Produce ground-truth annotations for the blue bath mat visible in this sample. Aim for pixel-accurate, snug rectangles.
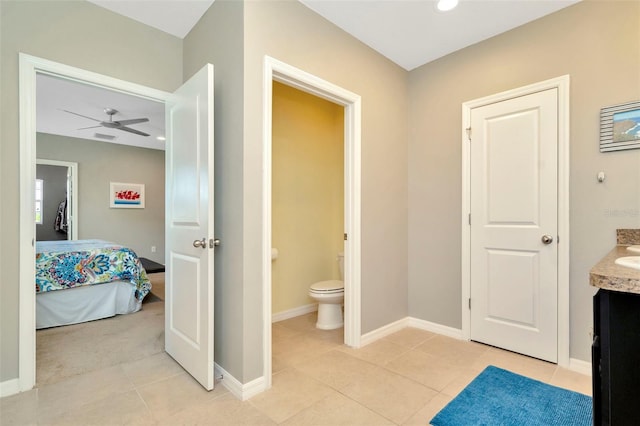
[430,365,592,426]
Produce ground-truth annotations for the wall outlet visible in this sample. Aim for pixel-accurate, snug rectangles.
[151,246,156,253]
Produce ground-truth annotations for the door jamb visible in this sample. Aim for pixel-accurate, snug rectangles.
[262,56,362,390]
[461,75,570,367]
[35,159,79,241]
[18,53,170,392]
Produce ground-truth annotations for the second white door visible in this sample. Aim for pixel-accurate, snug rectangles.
[470,88,558,363]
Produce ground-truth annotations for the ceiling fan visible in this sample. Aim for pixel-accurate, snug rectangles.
[63,107,150,137]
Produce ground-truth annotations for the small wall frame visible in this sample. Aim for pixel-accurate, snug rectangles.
[600,100,640,152]
[110,182,145,208]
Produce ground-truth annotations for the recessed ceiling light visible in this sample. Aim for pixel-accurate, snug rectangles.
[436,0,459,12]
[157,136,166,141]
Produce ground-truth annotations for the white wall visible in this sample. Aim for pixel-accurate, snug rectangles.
[407,0,640,362]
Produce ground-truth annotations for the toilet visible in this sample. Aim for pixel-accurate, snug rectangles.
[309,253,344,330]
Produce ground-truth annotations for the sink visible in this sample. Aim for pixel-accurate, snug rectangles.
[615,256,640,271]
[627,245,640,253]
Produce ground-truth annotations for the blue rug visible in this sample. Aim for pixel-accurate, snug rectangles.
[430,366,592,426]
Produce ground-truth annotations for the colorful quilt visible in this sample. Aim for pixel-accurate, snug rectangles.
[36,239,151,301]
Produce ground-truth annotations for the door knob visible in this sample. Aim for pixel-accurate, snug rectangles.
[193,238,206,248]
[541,235,554,245]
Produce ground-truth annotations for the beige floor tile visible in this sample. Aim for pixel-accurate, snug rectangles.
[295,349,378,390]
[276,313,318,333]
[36,364,135,420]
[415,335,490,367]
[403,393,453,426]
[272,323,303,341]
[337,338,410,366]
[248,368,333,424]
[473,347,557,383]
[272,334,340,367]
[44,390,153,426]
[385,349,461,392]
[341,366,438,424]
[439,367,483,397]
[549,367,592,396]
[0,388,39,425]
[121,351,185,387]
[383,327,436,349]
[159,393,277,426]
[137,372,227,421]
[281,392,395,426]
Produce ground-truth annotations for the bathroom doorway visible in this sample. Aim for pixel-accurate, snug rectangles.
[262,56,362,393]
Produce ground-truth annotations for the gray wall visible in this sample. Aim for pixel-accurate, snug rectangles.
[183,0,246,382]
[37,133,165,263]
[407,0,640,362]
[0,0,182,383]
[36,164,69,241]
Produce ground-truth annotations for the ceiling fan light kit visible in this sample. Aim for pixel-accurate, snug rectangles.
[63,107,151,137]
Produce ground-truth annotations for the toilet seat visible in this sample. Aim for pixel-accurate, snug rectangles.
[309,279,344,294]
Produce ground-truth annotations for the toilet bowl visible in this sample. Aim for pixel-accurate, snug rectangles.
[309,253,344,330]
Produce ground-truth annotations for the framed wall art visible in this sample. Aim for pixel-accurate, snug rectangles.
[110,182,145,208]
[600,100,640,152]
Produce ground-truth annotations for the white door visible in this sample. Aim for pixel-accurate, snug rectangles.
[165,64,215,389]
[470,88,558,362]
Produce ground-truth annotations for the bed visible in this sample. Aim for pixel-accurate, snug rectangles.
[35,239,152,329]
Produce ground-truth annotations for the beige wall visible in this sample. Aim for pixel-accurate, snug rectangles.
[408,0,640,362]
[37,133,166,264]
[272,82,344,314]
[0,0,182,383]
[244,0,409,381]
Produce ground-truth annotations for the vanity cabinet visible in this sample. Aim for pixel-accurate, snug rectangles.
[592,289,640,425]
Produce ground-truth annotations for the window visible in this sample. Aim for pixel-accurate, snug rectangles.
[35,179,43,224]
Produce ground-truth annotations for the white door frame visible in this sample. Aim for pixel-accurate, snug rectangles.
[461,75,570,367]
[262,56,362,389]
[35,159,79,241]
[18,53,170,392]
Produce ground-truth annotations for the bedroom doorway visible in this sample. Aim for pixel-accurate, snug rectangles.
[18,54,216,393]
[35,159,78,242]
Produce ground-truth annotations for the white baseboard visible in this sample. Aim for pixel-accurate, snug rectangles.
[272,304,317,323]
[360,317,410,347]
[407,317,464,340]
[0,378,20,398]
[568,358,592,377]
[214,363,266,401]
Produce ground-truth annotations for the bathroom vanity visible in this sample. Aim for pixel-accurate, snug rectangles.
[590,230,640,426]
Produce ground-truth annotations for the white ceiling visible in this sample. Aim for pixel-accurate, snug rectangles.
[37,73,166,150]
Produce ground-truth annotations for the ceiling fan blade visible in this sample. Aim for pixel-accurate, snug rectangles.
[116,118,149,126]
[62,110,101,122]
[77,125,103,130]
[115,126,150,137]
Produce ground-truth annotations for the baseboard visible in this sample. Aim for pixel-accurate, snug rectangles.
[272,304,317,323]
[360,317,411,346]
[568,358,592,377]
[407,317,464,340]
[0,378,20,398]
[214,363,266,401]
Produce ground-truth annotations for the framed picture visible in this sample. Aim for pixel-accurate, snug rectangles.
[110,182,145,208]
[600,100,640,152]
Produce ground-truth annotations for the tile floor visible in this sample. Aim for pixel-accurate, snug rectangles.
[1,311,592,425]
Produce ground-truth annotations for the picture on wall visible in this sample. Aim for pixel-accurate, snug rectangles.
[110,182,145,208]
[600,100,640,152]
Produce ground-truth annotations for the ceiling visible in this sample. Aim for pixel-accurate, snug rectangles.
[38,0,580,150]
[37,74,166,150]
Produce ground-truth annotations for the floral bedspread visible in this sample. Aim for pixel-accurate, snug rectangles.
[36,239,151,301]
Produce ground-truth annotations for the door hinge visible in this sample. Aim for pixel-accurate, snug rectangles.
[468,298,471,310]
[468,213,471,225]
[465,127,471,141]
[344,233,348,241]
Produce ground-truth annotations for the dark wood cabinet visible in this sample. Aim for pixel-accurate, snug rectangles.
[592,289,640,425]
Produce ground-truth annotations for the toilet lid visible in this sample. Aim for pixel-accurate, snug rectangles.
[310,280,344,293]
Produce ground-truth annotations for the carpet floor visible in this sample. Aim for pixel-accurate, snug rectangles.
[36,273,165,386]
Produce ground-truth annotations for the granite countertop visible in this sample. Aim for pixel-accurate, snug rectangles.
[590,245,640,294]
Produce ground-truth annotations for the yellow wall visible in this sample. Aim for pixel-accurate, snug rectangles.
[272,81,344,314]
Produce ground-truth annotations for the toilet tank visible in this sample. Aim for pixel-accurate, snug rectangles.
[337,252,344,279]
